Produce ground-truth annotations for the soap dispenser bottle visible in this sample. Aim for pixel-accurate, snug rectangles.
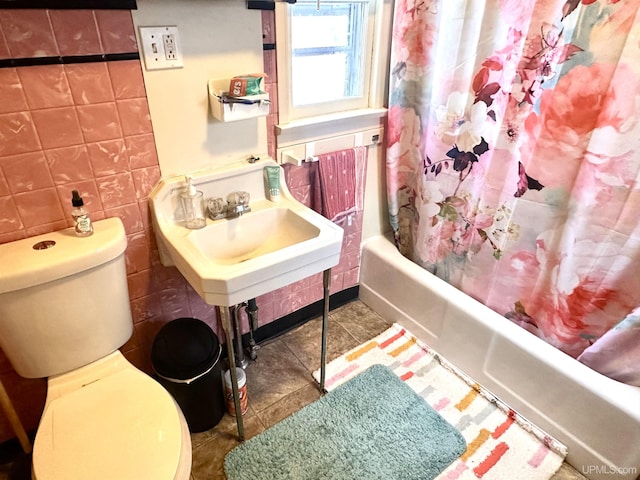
[71,190,93,237]
[181,176,206,229]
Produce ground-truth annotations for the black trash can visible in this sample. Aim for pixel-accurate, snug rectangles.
[151,318,225,433]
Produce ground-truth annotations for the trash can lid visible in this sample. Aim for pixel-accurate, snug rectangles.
[151,318,221,381]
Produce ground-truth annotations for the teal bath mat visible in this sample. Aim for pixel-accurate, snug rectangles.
[224,364,466,480]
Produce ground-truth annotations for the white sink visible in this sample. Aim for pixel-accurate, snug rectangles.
[149,159,344,306]
[188,206,321,265]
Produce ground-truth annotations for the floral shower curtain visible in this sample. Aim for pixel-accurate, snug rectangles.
[386,0,640,385]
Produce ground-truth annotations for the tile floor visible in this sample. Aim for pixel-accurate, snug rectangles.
[0,300,587,480]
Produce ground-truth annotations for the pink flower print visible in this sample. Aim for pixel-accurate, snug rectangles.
[516,16,583,105]
[572,136,632,207]
[512,76,543,106]
[495,96,535,155]
[509,250,540,287]
[386,106,422,217]
[416,219,456,264]
[499,0,535,26]
[526,295,587,354]
[452,211,494,257]
[388,105,421,147]
[508,229,626,356]
[581,0,621,5]
[391,0,438,70]
[540,63,637,144]
[524,62,640,186]
[518,277,621,358]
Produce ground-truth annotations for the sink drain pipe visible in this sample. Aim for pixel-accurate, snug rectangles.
[246,299,260,361]
[232,298,260,369]
[231,299,261,368]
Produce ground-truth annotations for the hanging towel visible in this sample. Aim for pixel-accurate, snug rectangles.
[310,160,323,216]
[353,146,367,211]
[313,147,367,224]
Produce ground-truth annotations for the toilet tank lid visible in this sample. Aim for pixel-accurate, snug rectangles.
[0,217,127,294]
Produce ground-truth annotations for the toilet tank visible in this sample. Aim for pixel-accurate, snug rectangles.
[0,218,133,379]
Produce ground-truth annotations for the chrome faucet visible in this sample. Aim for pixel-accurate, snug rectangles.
[207,191,251,220]
[227,191,251,217]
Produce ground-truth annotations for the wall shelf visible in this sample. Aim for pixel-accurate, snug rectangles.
[208,78,270,123]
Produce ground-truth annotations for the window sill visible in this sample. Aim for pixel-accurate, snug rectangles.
[275,108,387,147]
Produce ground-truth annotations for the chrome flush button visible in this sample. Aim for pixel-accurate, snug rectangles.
[32,240,56,250]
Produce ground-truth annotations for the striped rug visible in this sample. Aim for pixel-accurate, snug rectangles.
[314,323,567,480]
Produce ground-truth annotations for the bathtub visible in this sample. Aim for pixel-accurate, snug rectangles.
[359,235,640,480]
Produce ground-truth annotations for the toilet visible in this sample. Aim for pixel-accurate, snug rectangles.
[0,217,191,480]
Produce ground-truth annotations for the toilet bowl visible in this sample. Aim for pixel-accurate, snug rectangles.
[0,218,192,480]
[33,351,192,480]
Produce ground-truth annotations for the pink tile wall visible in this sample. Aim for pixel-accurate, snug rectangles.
[241,161,366,336]
[0,9,136,59]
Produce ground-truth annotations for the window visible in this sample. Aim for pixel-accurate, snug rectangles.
[276,0,378,123]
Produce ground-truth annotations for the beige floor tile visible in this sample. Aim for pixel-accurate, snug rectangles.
[256,383,323,430]
[190,405,260,450]
[331,300,392,343]
[243,338,313,413]
[551,462,588,480]
[280,315,362,373]
[190,414,265,480]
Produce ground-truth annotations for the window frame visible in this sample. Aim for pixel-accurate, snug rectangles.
[275,0,378,124]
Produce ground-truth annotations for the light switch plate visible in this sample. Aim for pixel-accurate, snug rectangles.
[139,26,184,71]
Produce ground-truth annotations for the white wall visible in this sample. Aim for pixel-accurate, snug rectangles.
[132,0,267,176]
[133,0,393,239]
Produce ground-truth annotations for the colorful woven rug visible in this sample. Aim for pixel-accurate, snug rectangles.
[314,323,567,480]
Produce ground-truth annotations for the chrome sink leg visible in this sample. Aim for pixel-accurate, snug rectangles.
[219,307,245,441]
[320,268,331,392]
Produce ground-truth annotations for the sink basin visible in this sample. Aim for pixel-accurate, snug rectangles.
[149,159,344,306]
[189,206,320,265]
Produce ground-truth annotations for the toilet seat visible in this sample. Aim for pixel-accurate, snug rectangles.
[33,361,190,480]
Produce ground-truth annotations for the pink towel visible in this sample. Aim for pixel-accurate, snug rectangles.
[312,147,367,223]
[310,160,322,216]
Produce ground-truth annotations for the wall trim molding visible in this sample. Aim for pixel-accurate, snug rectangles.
[0,1,136,8]
[0,52,140,69]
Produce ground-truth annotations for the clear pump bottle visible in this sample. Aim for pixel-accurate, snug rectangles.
[71,190,93,237]
[181,176,206,229]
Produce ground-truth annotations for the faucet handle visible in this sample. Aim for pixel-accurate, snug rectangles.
[207,197,226,220]
[228,191,250,207]
[227,191,251,217]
